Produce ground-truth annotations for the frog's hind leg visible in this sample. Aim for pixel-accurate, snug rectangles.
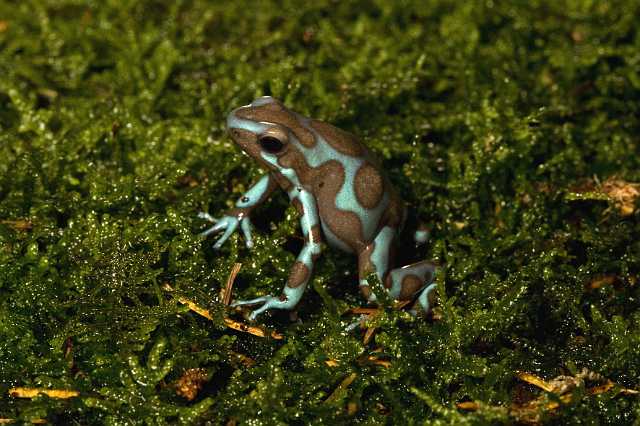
[388,261,437,315]
[357,226,396,303]
[358,226,437,314]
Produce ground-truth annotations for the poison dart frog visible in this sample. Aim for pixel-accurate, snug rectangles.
[199,96,437,321]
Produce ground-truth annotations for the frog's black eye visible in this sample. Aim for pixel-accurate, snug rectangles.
[259,136,284,154]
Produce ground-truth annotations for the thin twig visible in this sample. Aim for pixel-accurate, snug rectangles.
[223,263,242,306]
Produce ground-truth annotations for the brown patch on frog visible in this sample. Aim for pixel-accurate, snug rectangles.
[309,119,364,157]
[379,190,406,230]
[277,144,313,175]
[358,242,376,278]
[309,224,323,245]
[398,274,425,300]
[359,283,373,300]
[271,172,293,191]
[291,197,304,214]
[226,207,246,218]
[311,160,370,252]
[235,105,316,148]
[228,128,258,155]
[287,261,310,288]
[358,240,395,292]
[354,162,384,209]
[228,127,286,175]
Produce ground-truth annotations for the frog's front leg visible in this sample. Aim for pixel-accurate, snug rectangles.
[199,173,278,249]
[232,187,322,321]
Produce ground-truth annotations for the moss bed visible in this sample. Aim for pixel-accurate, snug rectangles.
[1,1,639,424]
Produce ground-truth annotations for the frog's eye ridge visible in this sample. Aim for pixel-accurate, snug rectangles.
[259,136,284,153]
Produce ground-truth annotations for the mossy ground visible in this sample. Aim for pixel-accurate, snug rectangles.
[1,1,639,424]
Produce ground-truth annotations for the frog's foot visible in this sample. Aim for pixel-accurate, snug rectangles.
[345,314,370,332]
[231,286,304,321]
[198,212,216,222]
[407,283,438,317]
[385,260,438,316]
[197,212,254,249]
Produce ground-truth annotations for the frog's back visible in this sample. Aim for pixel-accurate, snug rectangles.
[299,117,406,253]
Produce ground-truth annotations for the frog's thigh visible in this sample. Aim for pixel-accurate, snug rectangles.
[388,260,437,302]
[358,226,436,304]
[357,226,396,302]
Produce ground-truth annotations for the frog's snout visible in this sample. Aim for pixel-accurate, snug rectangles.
[249,96,277,107]
[226,106,243,133]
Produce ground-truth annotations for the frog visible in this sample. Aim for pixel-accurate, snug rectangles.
[199,96,437,321]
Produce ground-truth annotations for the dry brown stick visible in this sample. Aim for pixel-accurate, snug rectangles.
[176,296,283,339]
[516,372,555,392]
[363,326,377,345]
[165,282,283,339]
[223,263,242,306]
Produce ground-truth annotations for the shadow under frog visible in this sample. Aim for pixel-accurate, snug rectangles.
[199,96,437,321]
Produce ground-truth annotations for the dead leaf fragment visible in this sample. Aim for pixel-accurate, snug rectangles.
[325,373,357,403]
[456,401,480,410]
[587,275,616,289]
[1,219,33,231]
[9,387,79,399]
[516,371,555,392]
[229,351,255,368]
[600,178,639,216]
[174,368,208,401]
[459,369,639,424]
[363,326,376,345]
[325,358,339,367]
[223,317,284,339]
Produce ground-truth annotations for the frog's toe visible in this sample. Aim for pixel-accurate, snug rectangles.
[230,296,271,307]
[231,295,285,321]
[198,211,218,222]
[240,218,254,248]
[212,226,236,250]
[199,221,225,237]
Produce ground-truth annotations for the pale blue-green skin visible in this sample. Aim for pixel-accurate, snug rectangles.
[414,229,429,244]
[199,174,275,249]
[235,174,272,210]
[205,96,437,321]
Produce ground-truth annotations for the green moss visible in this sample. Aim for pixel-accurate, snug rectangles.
[1,0,639,424]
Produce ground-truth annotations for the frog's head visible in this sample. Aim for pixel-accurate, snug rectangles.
[227,97,290,162]
[226,97,316,175]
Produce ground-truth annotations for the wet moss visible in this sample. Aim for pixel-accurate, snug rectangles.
[1,0,639,424]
